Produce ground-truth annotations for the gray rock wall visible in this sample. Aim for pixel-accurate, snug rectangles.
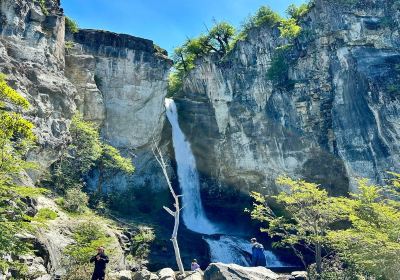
[0,0,76,181]
[175,0,400,202]
[65,29,173,193]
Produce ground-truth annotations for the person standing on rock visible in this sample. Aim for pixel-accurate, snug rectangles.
[250,238,267,267]
[90,246,109,280]
[191,259,201,271]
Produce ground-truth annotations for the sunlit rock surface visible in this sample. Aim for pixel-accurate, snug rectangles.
[175,0,400,210]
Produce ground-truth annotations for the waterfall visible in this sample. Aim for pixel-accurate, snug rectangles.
[165,98,217,234]
[165,98,288,268]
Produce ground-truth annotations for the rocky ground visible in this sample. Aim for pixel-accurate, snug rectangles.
[131,263,306,280]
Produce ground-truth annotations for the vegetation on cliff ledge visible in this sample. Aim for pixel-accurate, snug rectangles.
[167,3,311,96]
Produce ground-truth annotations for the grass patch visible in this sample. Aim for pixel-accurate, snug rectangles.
[33,208,58,223]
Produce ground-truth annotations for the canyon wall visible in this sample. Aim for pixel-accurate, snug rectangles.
[175,0,400,215]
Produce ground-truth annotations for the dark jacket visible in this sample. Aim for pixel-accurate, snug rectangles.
[251,243,267,267]
[90,253,109,272]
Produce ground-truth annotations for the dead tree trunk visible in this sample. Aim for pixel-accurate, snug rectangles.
[153,145,185,275]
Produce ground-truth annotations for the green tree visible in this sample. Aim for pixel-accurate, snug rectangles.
[64,220,112,280]
[63,187,89,213]
[51,114,134,193]
[52,114,102,192]
[279,18,302,39]
[0,73,41,276]
[252,6,282,28]
[65,16,79,34]
[286,4,310,20]
[328,179,400,280]
[250,176,347,278]
[96,143,134,193]
[207,21,235,56]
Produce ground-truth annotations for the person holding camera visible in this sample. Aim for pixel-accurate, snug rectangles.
[90,246,109,280]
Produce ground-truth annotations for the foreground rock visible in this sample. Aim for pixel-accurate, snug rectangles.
[204,263,280,280]
[157,268,176,280]
[108,270,133,280]
[133,269,159,280]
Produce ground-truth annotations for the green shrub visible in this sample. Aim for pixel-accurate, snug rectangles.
[167,72,183,97]
[64,221,112,264]
[63,188,88,213]
[49,114,133,195]
[33,208,58,223]
[0,74,37,275]
[65,41,75,52]
[131,227,155,266]
[65,16,79,34]
[36,0,48,16]
[63,219,112,280]
[279,18,302,39]
[252,6,282,28]
[286,4,310,20]
[266,45,292,85]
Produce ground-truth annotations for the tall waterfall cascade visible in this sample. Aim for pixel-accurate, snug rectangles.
[165,98,286,267]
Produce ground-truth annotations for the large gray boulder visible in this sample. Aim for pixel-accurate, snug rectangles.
[204,263,280,280]
[182,271,203,280]
[133,269,159,280]
[157,268,175,280]
[108,270,133,280]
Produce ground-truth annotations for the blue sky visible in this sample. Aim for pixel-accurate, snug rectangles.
[62,0,306,55]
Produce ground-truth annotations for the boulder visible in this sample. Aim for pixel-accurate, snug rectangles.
[204,263,280,280]
[108,270,133,280]
[157,268,175,280]
[181,270,203,280]
[290,271,307,280]
[133,269,159,280]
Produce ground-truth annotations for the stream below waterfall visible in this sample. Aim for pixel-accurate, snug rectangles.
[165,98,291,268]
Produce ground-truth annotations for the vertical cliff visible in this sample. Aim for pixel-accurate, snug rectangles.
[0,0,76,181]
[175,0,400,215]
[65,29,173,195]
[0,0,174,274]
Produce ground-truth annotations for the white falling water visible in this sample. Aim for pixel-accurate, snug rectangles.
[204,236,286,267]
[165,98,287,268]
[165,98,217,234]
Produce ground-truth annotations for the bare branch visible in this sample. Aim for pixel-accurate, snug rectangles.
[163,206,175,216]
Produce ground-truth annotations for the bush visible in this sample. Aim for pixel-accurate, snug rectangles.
[266,45,293,85]
[167,72,183,97]
[286,4,310,20]
[33,208,58,223]
[65,16,79,34]
[36,0,48,16]
[64,221,112,280]
[49,114,133,195]
[63,188,88,213]
[64,221,112,264]
[131,227,155,266]
[279,18,302,39]
[65,41,75,53]
[252,6,282,28]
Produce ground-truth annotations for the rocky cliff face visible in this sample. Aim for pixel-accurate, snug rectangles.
[0,0,76,181]
[65,29,172,194]
[175,0,400,212]
[0,0,173,276]
[0,0,172,188]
